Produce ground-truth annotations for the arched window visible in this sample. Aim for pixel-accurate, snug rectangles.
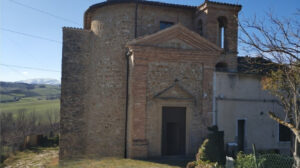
[218,16,227,50]
[197,19,203,36]
[215,62,228,72]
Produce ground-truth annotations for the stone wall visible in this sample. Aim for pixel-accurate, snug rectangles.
[137,4,194,36]
[60,28,91,159]
[85,3,135,157]
[61,2,196,159]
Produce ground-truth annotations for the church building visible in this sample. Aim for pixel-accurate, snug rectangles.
[60,0,290,160]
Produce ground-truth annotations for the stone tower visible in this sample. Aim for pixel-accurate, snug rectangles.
[195,1,241,71]
[61,2,137,159]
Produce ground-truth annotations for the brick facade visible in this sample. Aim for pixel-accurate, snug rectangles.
[126,24,221,157]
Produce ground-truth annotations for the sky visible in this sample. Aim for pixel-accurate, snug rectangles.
[0,0,299,82]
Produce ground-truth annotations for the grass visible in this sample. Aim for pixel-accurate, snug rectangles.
[0,98,59,112]
[0,94,15,101]
[56,158,189,168]
[0,82,60,122]
[31,86,60,96]
[0,98,60,122]
[2,148,191,168]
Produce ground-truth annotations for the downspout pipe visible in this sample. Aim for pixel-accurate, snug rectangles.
[124,50,131,158]
[125,0,138,158]
[134,0,139,38]
[212,72,217,125]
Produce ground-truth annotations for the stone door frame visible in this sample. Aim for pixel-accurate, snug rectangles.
[155,99,193,156]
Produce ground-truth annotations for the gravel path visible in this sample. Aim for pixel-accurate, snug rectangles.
[4,148,58,168]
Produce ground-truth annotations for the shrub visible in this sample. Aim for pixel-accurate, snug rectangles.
[188,126,225,168]
[235,152,259,168]
[235,152,268,168]
[260,153,293,168]
[186,160,217,168]
[195,160,217,168]
[186,161,197,168]
[196,139,210,162]
[235,151,294,168]
[196,126,225,165]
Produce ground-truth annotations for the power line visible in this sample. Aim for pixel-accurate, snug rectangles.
[5,65,28,78]
[0,28,62,44]
[8,0,80,26]
[0,64,61,73]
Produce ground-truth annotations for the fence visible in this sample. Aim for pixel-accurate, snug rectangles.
[232,144,294,168]
[253,144,294,168]
[258,153,294,168]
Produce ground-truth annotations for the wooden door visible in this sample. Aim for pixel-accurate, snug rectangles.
[162,107,186,156]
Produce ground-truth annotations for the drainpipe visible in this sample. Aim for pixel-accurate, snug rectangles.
[134,0,139,38]
[124,0,139,158]
[124,50,131,158]
[212,72,217,125]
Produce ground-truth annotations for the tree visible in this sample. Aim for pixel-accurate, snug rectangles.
[240,10,300,167]
[46,109,59,137]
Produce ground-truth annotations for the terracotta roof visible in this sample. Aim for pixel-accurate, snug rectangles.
[205,0,242,8]
[238,56,279,75]
[208,1,242,7]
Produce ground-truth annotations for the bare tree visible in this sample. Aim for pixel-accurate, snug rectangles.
[46,109,59,137]
[0,112,14,157]
[240,10,300,167]
[28,110,38,134]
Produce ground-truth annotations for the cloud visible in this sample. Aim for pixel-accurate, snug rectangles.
[22,71,29,75]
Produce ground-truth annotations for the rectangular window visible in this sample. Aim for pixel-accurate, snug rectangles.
[160,21,174,30]
[220,27,225,49]
[279,124,291,142]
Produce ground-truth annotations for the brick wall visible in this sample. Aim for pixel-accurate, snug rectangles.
[127,42,219,157]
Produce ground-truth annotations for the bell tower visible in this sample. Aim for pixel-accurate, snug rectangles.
[195,1,242,71]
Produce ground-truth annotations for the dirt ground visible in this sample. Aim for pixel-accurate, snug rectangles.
[2,148,192,168]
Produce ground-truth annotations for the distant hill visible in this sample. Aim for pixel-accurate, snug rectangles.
[0,81,60,103]
[17,78,60,85]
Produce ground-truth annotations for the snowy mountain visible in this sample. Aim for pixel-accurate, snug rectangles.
[17,78,61,85]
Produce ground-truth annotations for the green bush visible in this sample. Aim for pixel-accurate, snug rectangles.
[195,160,217,168]
[260,153,293,168]
[187,126,225,168]
[235,152,293,168]
[196,139,210,162]
[186,161,197,168]
[196,126,225,165]
[235,152,265,168]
